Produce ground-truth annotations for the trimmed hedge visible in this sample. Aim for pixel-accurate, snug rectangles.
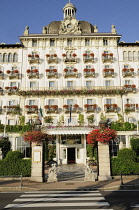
[130,137,139,156]
[110,122,136,131]
[0,151,31,177]
[111,148,139,175]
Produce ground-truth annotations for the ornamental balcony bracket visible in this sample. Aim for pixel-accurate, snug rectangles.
[104,104,118,113]
[122,69,134,77]
[46,71,58,79]
[44,105,58,114]
[46,56,58,64]
[27,72,39,79]
[123,85,136,93]
[25,106,38,114]
[84,104,97,113]
[124,104,139,112]
[8,72,19,79]
[83,56,94,63]
[102,54,113,63]
[84,71,95,78]
[5,87,18,95]
[63,106,79,113]
[103,69,114,78]
[63,57,77,64]
[3,106,20,114]
[28,56,40,64]
[63,70,78,78]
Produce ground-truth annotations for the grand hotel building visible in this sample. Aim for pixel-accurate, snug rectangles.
[0,2,139,164]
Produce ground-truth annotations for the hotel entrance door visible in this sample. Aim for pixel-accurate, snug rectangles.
[67,148,75,164]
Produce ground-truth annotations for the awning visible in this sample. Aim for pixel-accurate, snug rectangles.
[43,127,92,135]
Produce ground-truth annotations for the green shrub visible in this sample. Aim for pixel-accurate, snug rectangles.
[130,137,139,156]
[0,151,31,177]
[111,148,139,175]
[110,122,136,131]
[0,138,11,158]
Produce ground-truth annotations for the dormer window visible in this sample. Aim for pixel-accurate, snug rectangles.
[67,39,72,46]
[50,39,55,47]
[32,40,37,47]
[103,39,108,46]
[85,39,90,46]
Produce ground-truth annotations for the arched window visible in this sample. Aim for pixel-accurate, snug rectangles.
[0,54,2,62]
[13,53,18,62]
[123,51,127,61]
[128,51,133,61]
[3,53,8,62]
[8,53,12,62]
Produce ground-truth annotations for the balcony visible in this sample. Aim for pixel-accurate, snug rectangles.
[84,104,97,113]
[123,84,136,93]
[103,69,114,78]
[44,105,58,114]
[0,88,3,95]
[83,53,94,63]
[28,54,40,64]
[5,86,18,95]
[84,69,95,78]
[124,104,139,112]
[104,104,118,112]
[26,69,39,79]
[25,105,38,114]
[6,70,19,79]
[45,69,58,78]
[63,104,79,113]
[63,69,78,78]
[3,105,20,115]
[0,71,4,79]
[122,68,134,77]
[46,54,58,64]
[62,54,77,64]
[102,53,113,63]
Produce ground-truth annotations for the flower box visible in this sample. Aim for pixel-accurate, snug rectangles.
[72,53,77,57]
[90,53,94,57]
[45,69,50,72]
[35,54,39,58]
[46,54,50,57]
[44,105,50,109]
[28,54,32,57]
[63,105,69,109]
[62,54,66,57]
[104,104,118,112]
[73,104,79,108]
[26,69,31,73]
[6,70,11,74]
[73,68,77,72]
[84,68,88,72]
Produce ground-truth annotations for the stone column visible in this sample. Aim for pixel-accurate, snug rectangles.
[84,134,87,165]
[31,142,43,182]
[98,142,112,181]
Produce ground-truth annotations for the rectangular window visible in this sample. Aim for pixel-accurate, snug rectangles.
[103,39,108,46]
[32,40,37,47]
[105,80,110,87]
[125,80,130,85]
[67,81,73,87]
[67,99,74,105]
[67,39,72,46]
[86,65,91,69]
[30,82,37,88]
[105,65,109,69]
[124,65,128,69]
[29,100,35,105]
[8,119,15,125]
[87,99,92,104]
[48,99,54,105]
[49,81,55,88]
[85,39,90,46]
[16,137,31,158]
[9,100,16,106]
[106,99,112,104]
[50,39,55,47]
[31,66,37,70]
[10,82,16,87]
[86,81,92,87]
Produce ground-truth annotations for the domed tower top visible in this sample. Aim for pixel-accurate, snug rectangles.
[63,1,77,19]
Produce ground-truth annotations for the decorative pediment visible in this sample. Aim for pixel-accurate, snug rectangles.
[59,17,82,35]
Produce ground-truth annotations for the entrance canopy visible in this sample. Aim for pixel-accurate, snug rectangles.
[43,126,93,135]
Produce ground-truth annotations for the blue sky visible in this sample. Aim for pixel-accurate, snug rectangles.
[0,0,139,44]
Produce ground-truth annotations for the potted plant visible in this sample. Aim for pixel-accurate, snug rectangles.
[25,105,30,109]
[44,105,50,109]
[132,85,136,88]
[52,69,57,72]
[73,68,77,72]
[102,53,107,56]
[72,53,77,57]
[90,53,94,57]
[73,104,79,108]
[62,53,66,57]
[23,130,48,143]
[5,87,9,90]
[84,104,90,108]
[130,68,134,71]
[14,70,19,73]
[33,69,38,73]
[84,68,88,72]
[83,53,87,56]
[35,54,39,58]
[0,71,3,74]
[45,69,50,72]
[26,69,31,73]
[12,86,17,90]
[53,54,57,57]
[46,54,50,57]
[87,114,94,124]
[6,70,11,74]
[90,68,95,72]
[28,54,32,57]
[63,105,69,109]
[109,53,113,56]
[64,68,68,72]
